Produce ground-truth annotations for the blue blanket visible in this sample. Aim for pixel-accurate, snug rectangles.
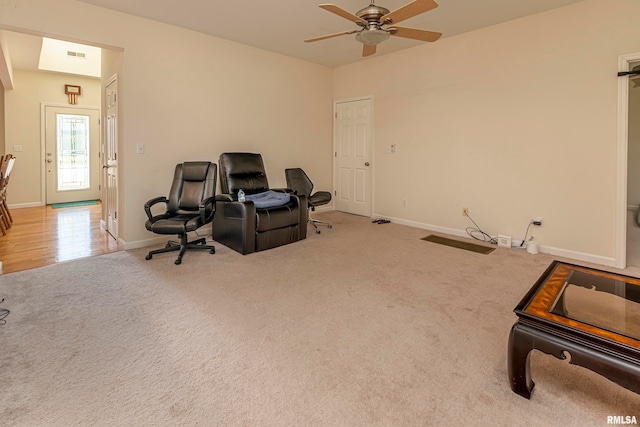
[245,190,291,208]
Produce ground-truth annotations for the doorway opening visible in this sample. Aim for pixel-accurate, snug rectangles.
[1,28,123,256]
[626,60,640,268]
[617,52,640,268]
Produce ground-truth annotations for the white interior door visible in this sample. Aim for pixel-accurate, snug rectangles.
[45,106,100,204]
[104,77,119,238]
[334,98,373,217]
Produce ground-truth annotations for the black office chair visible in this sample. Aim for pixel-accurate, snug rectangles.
[285,168,332,234]
[144,161,217,264]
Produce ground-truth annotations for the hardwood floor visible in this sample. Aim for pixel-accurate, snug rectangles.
[0,202,122,274]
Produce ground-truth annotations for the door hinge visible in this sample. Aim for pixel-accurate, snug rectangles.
[334,190,336,196]
[115,211,117,219]
[335,112,337,119]
[99,184,101,191]
[335,152,337,157]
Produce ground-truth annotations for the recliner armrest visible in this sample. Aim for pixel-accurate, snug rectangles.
[144,196,168,220]
[215,194,234,202]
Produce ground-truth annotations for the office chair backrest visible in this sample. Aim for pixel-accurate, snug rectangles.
[219,152,269,195]
[285,168,313,198]
[167,162,216,214]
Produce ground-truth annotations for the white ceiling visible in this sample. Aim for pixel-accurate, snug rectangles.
[75,0,585,68]
[4,0,586,72]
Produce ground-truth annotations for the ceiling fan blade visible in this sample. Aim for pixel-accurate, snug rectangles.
[319,4,367,25]
[362,44,377,57]
[391,26,442,42]
[305,30,357,43]
[381,0,439,25]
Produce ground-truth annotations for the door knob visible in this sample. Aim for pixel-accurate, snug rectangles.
[365,162,370,166]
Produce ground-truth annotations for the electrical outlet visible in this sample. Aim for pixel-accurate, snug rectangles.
[533,217,543,226]
[462,207,469,216]
[402,199,407,208]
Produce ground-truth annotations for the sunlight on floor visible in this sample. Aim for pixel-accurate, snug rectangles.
[56,208,94,262]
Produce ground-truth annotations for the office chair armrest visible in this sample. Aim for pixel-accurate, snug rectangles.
[144,196,168,220]
[199,196,216,223]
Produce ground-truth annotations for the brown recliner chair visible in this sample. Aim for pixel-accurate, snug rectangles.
[213,153,307,254]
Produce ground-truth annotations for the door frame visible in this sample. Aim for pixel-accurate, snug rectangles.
[40,102,101,205]
[616,52,640,269]
[332,95,374,217]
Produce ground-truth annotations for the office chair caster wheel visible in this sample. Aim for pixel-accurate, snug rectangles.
[209,248,215,254]
[328,224,332,229]
[174,258,182,265]
[145,254,152,260]
[315,230,321,234]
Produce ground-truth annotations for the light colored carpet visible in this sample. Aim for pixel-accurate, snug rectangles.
[1,211,638,426]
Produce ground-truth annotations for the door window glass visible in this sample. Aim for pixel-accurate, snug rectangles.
[57,114,90,191]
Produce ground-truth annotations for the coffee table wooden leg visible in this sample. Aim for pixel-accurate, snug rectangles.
[508,322,535,399]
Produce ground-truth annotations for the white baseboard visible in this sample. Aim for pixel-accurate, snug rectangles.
[121,236,167,250]
[122,208,617,268]
[537,244,617,267]
[120,228,213,251]
[8,202,44,209]
[377,213,617,268]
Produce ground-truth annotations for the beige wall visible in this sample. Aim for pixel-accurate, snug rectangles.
[4,69,100,206]
[333,0,640,265]
[3,0,637,265]
[0,0,334,246]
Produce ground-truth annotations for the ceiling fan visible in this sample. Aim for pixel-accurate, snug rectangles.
[305,0,442,57]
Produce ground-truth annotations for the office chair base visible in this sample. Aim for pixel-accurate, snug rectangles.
[309,217,332,234]
[145,235,215,265]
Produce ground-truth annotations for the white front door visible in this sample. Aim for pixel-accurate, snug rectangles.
[334,98,373,217]
[45,106,100,204]
[104,77,119,238]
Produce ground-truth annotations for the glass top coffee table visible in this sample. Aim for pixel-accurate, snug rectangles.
[509,261,640,399]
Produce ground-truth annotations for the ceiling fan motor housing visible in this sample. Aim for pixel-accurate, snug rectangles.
[355,4,392,45]
[356,4,390,24]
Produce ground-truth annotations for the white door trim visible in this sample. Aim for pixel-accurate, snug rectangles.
[616,52,640,269]
[40,102,101,206]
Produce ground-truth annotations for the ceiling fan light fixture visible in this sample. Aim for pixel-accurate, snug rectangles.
[356,29,389,45]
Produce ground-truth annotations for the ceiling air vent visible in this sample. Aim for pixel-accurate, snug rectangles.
[67,51,86,59]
